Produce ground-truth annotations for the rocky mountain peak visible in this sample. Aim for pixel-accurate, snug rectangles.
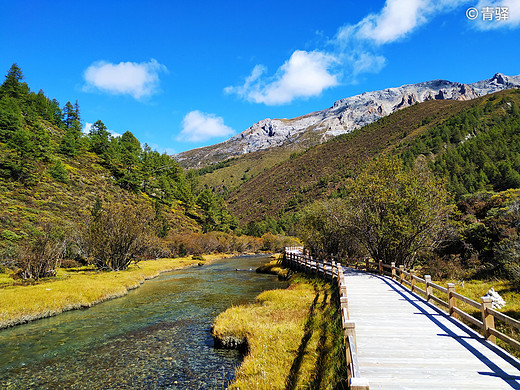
[492,72,506,84]
[175,73,520,168]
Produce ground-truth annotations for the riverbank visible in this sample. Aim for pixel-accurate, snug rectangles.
[0,254,230,329]
[212,261,347,389]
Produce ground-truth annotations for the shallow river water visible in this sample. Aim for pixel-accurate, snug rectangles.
[0,255,287,389]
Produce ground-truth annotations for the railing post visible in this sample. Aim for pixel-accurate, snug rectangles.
[399,265,404,284]
[350,379,370,390]
[378,260,383,275]
[425,275,432,301]
[340,282,347,299]
[391,262,396,280]
[343,320,357,352]
[340,296,350,320]
[447,283,457,319]
[481,296,496,343]
[410,270,415,292]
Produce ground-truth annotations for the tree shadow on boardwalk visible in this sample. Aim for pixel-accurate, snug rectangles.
[376,274,520,389]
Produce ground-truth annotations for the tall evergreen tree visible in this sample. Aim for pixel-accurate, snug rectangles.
[88,120,111,157]
[0,63,29,100]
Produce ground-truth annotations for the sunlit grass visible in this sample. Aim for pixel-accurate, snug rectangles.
[213,273,347,389]
[0,254,229,329]
[255,257,291,279]
[0,272,12,287]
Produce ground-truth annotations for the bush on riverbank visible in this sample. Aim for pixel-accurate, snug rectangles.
[167,231,299,256]
[212,272,347,389]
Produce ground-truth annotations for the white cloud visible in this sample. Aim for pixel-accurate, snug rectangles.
[178,111,234,142]
[349,52,387,77]
[83,59,167,99]
[357,0,426,44]
[225,50,339,105]
[148,144,176,155]
[83,122,122,138]
[332,0,472,81]
[226,0,518,105]
[340,0,472,46]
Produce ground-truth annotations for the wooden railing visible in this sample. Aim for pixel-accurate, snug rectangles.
[284,248,370,390]
[343,257,520,353]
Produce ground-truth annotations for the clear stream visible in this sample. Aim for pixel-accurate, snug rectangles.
[0,255,287,389]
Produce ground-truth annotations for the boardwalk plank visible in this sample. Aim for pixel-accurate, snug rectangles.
[343,267,520,390]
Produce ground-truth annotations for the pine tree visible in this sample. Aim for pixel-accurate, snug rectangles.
[88,120,111,157]
[0,63,29,100]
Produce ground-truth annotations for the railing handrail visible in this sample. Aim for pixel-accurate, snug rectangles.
[284,248,520,354]
[343,254,520,352]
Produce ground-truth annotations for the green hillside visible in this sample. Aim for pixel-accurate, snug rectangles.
[0,64,237,262]
[225,89,520,225]
[213,87,520,284]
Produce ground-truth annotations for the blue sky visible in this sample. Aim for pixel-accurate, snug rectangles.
[1,0,519,154]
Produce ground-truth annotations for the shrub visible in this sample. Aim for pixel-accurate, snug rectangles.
[12,225,66,280]
[59,259,82,269]
[48,159,69,183]
[494,236,520,286]
[167,231,263,256]
[78,202,155,271]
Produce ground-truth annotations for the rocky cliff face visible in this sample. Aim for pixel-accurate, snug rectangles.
[175,73,520,168]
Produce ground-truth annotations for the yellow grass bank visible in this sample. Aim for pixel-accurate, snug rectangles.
[212,264,347,390]
[0,254,230,329]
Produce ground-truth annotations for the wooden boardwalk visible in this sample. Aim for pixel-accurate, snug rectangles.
[343,267,520,389]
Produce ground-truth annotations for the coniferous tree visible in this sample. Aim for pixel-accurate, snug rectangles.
[0,96,23,141]
[88,119,111,157]
[0,63,29,100]
[59,101,83,156]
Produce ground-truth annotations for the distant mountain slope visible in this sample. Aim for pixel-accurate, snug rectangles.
[176,73,520,169]
[226,89,520,224]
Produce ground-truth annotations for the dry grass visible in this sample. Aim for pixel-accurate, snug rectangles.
[0,254,229,329]
[255,257,291,279]
[212,273,347,389]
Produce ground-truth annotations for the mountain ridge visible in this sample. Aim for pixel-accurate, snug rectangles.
[175,73,520,169]
[225,89,520,224]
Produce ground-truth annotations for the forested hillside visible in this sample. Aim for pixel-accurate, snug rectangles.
[0,64,260,276]
[225,89,520,226]
[216,88,520,283]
